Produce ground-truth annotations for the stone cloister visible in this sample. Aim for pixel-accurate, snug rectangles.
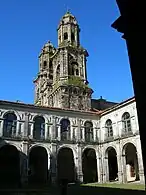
[0,98,145,188]
[0,11,145,188]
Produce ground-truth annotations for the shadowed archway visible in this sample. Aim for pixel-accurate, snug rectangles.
[82,148,98,183]
[28,146,48,187]
[0,144,20,188]
[106,147,118,182]
[57,147,75,183]
[122,143,139,182]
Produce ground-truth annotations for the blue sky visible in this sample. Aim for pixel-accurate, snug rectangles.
[0,0,134,104]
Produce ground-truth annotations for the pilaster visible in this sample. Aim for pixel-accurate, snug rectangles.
[76,144,83,183]
[50,143,57,185]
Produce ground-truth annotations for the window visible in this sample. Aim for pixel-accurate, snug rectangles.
[3,113,17,137]
[33,116,45,140]
[64,32,68,40]
[122,112,131,133]
[84,121,93,142]
[60,119,70,140]
[69,62,79,76]
[105,119,113,137]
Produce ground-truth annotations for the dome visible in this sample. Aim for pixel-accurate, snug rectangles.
[58,11,78,28]
[41,41,56,54]
[41,40,56,54]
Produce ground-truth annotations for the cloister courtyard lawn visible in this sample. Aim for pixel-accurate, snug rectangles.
[66,183,146,195]
[82,182,145,190]
[2,183,145,194]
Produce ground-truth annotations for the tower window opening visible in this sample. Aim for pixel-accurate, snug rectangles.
[71,32,75,41]
[64,32,68,40]
[43,61,47,69]
[49,74,53,80]
[75,69,79,76]
[49,61,53,73]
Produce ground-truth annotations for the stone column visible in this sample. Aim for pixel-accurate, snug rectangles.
[51,123,55,140]
[21,141,29,187]
[104,156,109,182]
[100,145,109,183]
[116,154,123,183]
[136,140,145,184]
[116,141,123,183]
[50,143,57,185]
[93,128,96,142]
[57,124,61,141]
[121,154,127,183]
[76,144,83,183]
[45,122,48,140]
[137,152,145,184]
[29,122,34,138]
[46,123,52,140]
[97,155,102,183]
[71,126,76,141]
[20,113,30,187]
[0,118,4,137]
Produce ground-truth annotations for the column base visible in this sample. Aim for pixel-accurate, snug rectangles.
[77,173,83,183]
[139,172,145,184]
[118,171,123,183]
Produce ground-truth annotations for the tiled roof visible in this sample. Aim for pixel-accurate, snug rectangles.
[0,100,100,115]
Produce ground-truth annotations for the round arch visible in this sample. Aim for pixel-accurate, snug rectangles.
[2,110,21,121]
[122,142,139,182]
[57,147,76,183]
[105,146,118,182]
[82,146,98,158]
[28,144,51,157]
[0,144,20,188]
[0,142,22,152]
[28,145,49,187]
[105,145,117,157]
[82,147,98,183]
[122,142,137,156]
[31,114,48,123]
[57,145,77,159]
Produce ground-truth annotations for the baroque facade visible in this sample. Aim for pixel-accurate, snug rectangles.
[0,11,144,188]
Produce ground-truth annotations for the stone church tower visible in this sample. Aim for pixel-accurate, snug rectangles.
[34,11,93,111]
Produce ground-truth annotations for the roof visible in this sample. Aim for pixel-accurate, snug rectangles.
[0,96,136,117]
[0,100,100,116]
[101,96,135,115]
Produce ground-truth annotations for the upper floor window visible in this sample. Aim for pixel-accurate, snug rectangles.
[64,32,68,40]
[84,121,93,142]
[60,119,70,141]
[3,112,17,137]
[33,116,45,140]
[105,119,113,137]
[122,112,131,133]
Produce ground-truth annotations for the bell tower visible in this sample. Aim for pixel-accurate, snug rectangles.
[57,11,80,47]
[34,11,93,111]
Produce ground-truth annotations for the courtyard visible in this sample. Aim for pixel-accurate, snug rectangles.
[66,183,145,195]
